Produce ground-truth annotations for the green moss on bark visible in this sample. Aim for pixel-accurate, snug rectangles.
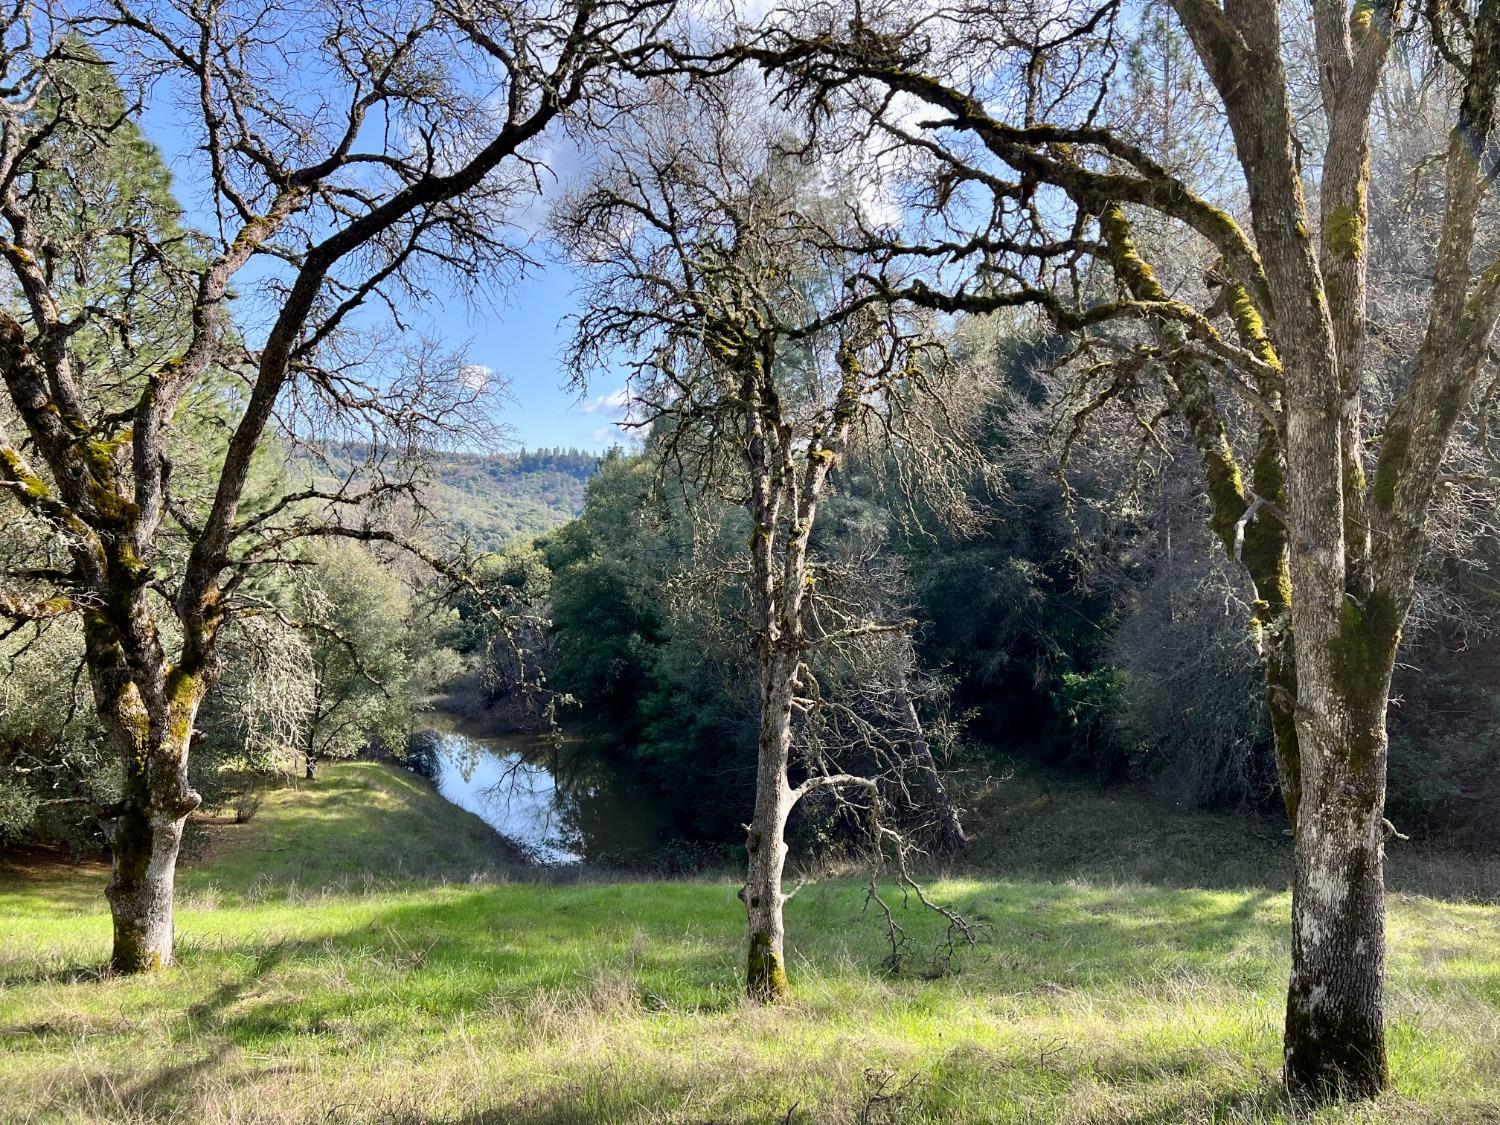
[165,669,202,746]
[1329,590,1401,767]
[0,447,51,499]
[1325,205,1365,260]
[1202,445,1247,551]
[1099,204,1165,301]
[747,931,790,1002]
[1226,284,1279,370]
[1372,427,1409,512]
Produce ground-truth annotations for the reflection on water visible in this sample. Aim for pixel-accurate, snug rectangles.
[423,718,670,865]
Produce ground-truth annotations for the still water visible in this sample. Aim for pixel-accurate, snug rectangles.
[421,715,671,865]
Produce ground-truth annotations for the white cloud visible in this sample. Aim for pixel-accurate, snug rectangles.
[576,386,630,415]
[459,363,493,391]
[589,424,644,450]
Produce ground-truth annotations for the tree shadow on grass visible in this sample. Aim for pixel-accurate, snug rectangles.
[0,961,115,988]
[796,880,1286,997]
[3,881,1361,1124]
[0,915,292,992]
[1105,1087,1289,1124]
[202,887,747,1054]
[318,1044,1290,1125]
[344,1079,767,1125]
[116,1039,240,1116]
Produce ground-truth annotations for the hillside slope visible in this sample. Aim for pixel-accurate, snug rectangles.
[296,446,597,552]
[418,448,596,550]
[2,765,1499,1123]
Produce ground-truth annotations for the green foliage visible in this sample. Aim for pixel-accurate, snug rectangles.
[0,622,114,851]
[543,453,670,737]
[179,544,435,797]
[539,339,1144,832]
[905,335,1134,777]
[446,543,554,655]
[294,543,423,770]
[1051,668,1124,751]
[13,43,205,406]
[542,452,758,839]
[468,310,1500,851]
[304,445,598,552]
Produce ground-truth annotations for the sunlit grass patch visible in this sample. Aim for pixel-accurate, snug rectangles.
[3,762,1499,1122]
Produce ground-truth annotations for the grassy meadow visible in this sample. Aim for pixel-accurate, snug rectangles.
[3,763,1499,1123]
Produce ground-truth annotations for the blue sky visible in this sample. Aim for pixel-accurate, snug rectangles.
[401,259,635,453]
[139,111,633,455]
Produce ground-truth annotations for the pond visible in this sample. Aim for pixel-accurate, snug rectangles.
[419,714,673,865]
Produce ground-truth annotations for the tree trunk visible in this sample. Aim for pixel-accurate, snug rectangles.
[104,806,188,972]
[1284,787,1387,1098]
[743,654,797,1002]
[743,775,793,1002]
[1281,593,1399,1099]
[88,631,206,974]
[305,754,317,781]
[1283,730,1389,1097]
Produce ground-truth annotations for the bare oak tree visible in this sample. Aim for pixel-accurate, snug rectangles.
[733,0,1500,1099]
[0,0,672,972]
[556,75,983,1001]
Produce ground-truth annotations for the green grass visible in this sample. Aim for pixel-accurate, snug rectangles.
[3,764,1499,1123]
[187,764,525,898]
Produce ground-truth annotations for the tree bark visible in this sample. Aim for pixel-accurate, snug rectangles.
[1283,756,1388,1099]
[743,734,794,1001]
[738,345,814,1004]
[88,610,206,973]
[96,703,200,973]
[103,806,188,973]
[1281,590,1399,1099]
[1170,8,1392,1097]
[743,642,798,1001]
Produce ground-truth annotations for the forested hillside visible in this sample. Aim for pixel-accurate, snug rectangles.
[302,445,599,550]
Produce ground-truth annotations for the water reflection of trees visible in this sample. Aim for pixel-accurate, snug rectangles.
[437,731,668,864]
[531,741,670,864]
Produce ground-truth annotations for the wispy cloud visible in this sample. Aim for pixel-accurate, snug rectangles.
[459,363,493,391]
[576,386,629,415]
[590,424,643,450]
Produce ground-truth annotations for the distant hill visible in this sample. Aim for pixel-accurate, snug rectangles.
[297,445,599,552]
[419,447,598,550]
